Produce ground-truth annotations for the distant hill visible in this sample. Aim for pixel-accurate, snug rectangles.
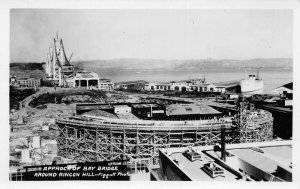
[10,58,293,72]
[10,62,45,71]
[73,58,293,71]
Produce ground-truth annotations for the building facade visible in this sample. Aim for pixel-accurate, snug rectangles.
[17,78,41,87]
[115,80,149,90]
[99,78,114,91]
[144,80,226,93]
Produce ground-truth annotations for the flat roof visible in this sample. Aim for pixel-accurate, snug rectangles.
[229,149,279,173]
[259,145,292,167]
[166,103,222,116]
[168,152,240,181]
[74,72,99,79]
[226,145,292,174]
[160,141,292,181]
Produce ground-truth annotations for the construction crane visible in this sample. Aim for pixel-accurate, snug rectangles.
[46,33,75,87]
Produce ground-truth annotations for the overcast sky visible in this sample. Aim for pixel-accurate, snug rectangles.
[10,9,292,62]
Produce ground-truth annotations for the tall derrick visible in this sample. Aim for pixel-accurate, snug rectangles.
[45,34,75,86]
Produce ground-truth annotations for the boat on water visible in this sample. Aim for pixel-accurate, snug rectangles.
[240,73,263,94]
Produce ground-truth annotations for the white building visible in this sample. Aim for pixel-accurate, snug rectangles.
[17,78,41,87]
[99,78,114,91]
[72,71,100,89]
[114,105,132,114]
[145,82,171,91]
[144,80,222,93]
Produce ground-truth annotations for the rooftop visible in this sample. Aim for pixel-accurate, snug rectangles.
[74,72,99,79]
[166,103,222,116]
[166,151,240,181]
[275,82,293,90]
[159,141,292,181]
[259,145,292,167]
[228,148,287,174]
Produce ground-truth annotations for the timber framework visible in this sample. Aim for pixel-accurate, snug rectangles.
[56,104,273,165]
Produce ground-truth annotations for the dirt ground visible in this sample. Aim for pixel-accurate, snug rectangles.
[9,87,143,171]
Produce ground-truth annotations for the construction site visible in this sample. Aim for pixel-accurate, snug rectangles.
[44,34,114,90]
[9,34,283,181]
[55,97,273,166]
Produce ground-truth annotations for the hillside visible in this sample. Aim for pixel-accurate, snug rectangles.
[10,58,293,73]
[73,58,293,71]
[10,62,45,71]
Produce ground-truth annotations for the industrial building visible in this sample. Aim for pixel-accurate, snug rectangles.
[158,140,292,181]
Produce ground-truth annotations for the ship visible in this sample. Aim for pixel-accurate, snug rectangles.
[240,69,263,94]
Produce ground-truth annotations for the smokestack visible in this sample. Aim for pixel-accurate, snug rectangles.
[221,125,226,162]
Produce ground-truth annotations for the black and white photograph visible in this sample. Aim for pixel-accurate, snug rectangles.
[4,0,299,184]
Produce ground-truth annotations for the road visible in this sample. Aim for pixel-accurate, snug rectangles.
[10,87,54,122]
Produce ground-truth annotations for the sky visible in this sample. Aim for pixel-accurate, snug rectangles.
[10,9,293,62]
